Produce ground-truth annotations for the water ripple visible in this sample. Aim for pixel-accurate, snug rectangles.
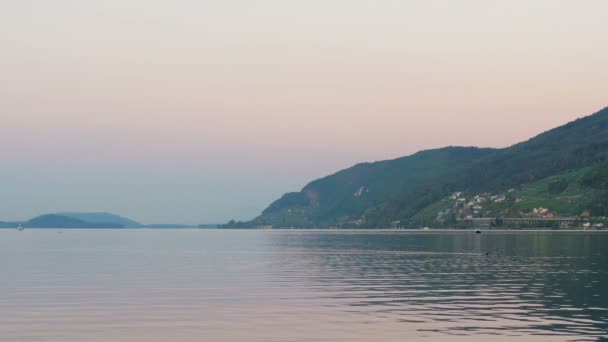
[0,230,606,341]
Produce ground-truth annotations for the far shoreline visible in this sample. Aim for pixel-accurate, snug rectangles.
[2,227,607,233]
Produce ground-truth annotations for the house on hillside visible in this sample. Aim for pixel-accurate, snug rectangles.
[543,211,557,218]
[532,207,550,217]
[451,192,462,200]
[493,195,506,203]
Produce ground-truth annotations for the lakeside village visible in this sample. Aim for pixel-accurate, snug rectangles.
[254,190,607,230]
[425,191,606,230]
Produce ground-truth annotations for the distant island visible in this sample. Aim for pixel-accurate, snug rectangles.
[225,107,608,229]
[0,212,218,229]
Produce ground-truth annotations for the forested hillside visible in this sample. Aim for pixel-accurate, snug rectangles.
[229,107,608,228]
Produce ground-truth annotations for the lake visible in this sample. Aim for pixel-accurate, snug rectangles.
[0,230,606,341]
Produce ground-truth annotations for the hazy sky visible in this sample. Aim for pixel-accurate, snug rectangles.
[1,1,607,223]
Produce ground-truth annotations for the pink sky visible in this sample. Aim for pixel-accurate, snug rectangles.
[1,1,607,223]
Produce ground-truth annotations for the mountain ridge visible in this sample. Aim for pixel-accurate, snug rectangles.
[0,212,207,229]
[58,212,143,227]
[232,106,608,228]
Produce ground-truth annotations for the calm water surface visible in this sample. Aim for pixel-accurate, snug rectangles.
[0,230,607,341]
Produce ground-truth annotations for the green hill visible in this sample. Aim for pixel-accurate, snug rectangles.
[58,212,142,227]
[232,106,608,228]
[26,214,124,228]
[510,168,595,216]
[1,212,202,229]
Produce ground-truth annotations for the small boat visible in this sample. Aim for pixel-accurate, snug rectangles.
[17,224,24,231]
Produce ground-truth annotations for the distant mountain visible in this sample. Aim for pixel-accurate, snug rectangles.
[232,106,608,228]
[58,212,142,227]
[0,221,22,228]
[26,214,124,228]
[0,211,206,229]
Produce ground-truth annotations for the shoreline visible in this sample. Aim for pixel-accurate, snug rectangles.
[2,227,606,233]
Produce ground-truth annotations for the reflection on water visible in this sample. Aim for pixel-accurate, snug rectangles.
[0,230,606,341]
